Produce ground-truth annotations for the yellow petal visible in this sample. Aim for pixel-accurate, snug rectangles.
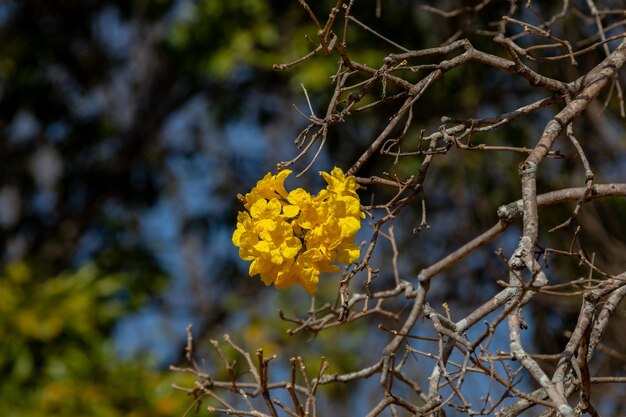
[274,265,297,289]
[287,188,311,205]
[253,241,270,253]
[266,198,282,215]
[280,236,302,259]
[282,204,300,217]
[270,249,283,265]
[337,244,360,264]
[250,199,268,218]
[259,272,276,286]
[232,229,243,246]
[339,217,361,238]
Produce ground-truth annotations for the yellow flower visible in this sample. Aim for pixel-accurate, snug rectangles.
[244,170,291,209]
[249,257,283,285]
[336,242,361,265]
[232,167,363,295]
[305,217,342,251]
[321,167,360,197]
[283,188,311,218]
[294,249,340,295]
[249,198,282,234]
[293,197,319,230]
[232,211,257,261]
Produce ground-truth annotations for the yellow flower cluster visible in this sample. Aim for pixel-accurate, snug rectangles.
[232,167,364,295]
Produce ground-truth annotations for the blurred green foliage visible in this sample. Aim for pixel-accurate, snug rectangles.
[0,261,194,417]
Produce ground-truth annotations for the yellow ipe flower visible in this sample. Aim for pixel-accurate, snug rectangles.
[232,167,364,295]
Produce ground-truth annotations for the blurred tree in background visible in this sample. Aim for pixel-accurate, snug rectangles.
[0,261,191,416]
[0,0,305,415]
[1,0,373,414]
[2,0,626,416]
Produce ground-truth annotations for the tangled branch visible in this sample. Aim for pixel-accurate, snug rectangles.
[174,1,626,416]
